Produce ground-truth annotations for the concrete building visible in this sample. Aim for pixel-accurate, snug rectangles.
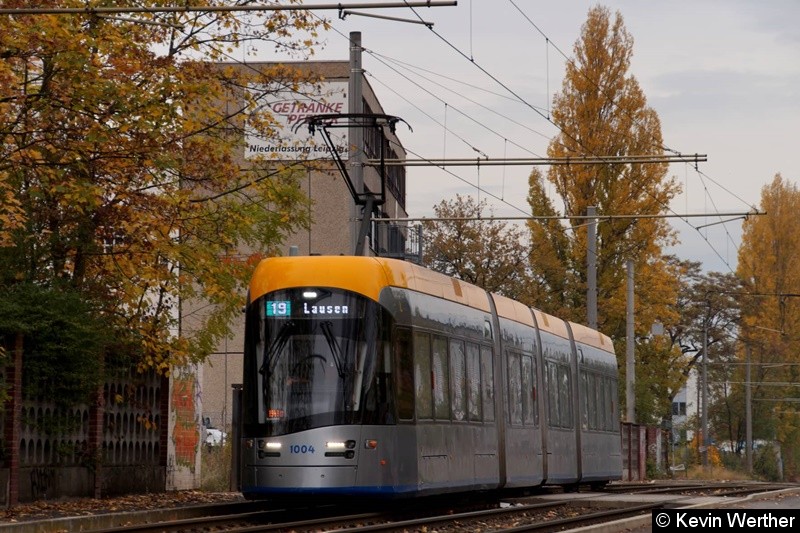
[671,371,697,444]
[197,46,412,442]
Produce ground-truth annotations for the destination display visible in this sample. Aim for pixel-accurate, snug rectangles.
[265,289,356,319]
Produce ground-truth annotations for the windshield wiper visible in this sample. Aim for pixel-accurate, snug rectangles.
[259,320,295,378]
[319,321,347,379]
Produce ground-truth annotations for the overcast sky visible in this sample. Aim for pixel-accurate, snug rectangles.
[263,0,800,273]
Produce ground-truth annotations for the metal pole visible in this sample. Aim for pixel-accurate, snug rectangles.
[626,260,635,423]
[348,32,364,195]
[702,307,709,468]
[587,206,597,330]
[746,343,753,474]
[349,32,367,255]
[230,384,242,492]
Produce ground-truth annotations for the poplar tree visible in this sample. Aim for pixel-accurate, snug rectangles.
[526,5,683,421]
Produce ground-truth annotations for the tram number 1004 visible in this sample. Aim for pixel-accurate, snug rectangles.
[289,444,315,454]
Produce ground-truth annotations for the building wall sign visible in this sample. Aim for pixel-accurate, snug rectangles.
[246,81,349,160]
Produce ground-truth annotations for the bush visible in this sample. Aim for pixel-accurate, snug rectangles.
[201,439,234,492]
[753,443,782,481]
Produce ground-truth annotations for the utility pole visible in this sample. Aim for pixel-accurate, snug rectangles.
[746,343,753,474]
[701,304,709,468]
[587,206,597,330]
[626,260,635,423]
[348,31,368,255]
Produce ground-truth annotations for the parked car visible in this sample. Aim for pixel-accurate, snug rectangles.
[203,417,227,447]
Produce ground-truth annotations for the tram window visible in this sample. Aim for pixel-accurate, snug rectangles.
[558,364,572,427]
[413,332,433,420]
[606,376,618,431]
[610,377,619,431]
[587,372,597,430]
[581,371,589,430]
[395,329,414,421]
[522,354,537,425]
[545,361,558,426]
[598,376,607,431]
[608,376,617,431]
[481,346,495,422]
[545,360,573,429]
[592,376,606,429]
[466,342,482,421]
[449,339,466,421]
[432,335,450,420]
[508,351,523,425]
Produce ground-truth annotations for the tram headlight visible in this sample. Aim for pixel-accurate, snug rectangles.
[325,441,357,459]
[254,441,282,458]
[326,440,356,449]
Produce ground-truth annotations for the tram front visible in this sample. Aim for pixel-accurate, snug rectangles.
[239,285,396,498]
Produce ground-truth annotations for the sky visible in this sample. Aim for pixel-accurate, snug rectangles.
[261,0,800,273]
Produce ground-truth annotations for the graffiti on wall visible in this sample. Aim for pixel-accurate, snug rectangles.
[171,366,200,468]
[30,467,58,500]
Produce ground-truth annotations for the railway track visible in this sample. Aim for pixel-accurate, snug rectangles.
[5,481,793,533]
[79,499,658,533]
[602,481,795,497]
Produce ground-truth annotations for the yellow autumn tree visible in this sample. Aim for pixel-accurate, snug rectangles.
[737,174,800,479]
[0,1,327,378]
[526,5,683,422]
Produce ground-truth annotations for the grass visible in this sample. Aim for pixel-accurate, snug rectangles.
[200,441,234,492]
[682,465,753,481]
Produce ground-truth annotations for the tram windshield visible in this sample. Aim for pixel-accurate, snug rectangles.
[243,288,393,436]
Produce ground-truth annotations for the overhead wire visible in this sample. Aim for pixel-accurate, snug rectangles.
[156,3,750,273]
[290,7,750,275]
[369,51,552,142]
[506,0,753,272]
[364,66,544,157]
[364,69,489,158]
[396,2,685,265]
[195,14,540,222]
[319,14,539,218]
[410,0,752,270]
[7,0,759,271]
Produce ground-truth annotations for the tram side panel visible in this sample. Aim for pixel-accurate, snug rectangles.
[385,287,501,495]
[574,340,623,483]
[351,326,420,494]
[497,315,546,488]
[540,328,580,485]
[352,424,417,494]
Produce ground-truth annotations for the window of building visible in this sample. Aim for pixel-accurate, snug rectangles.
[672,401,686,416]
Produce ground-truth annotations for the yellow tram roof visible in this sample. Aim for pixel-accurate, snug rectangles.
[249,256,491,312]
[250,256,611,349]
[492,293,612,351]
[568,321,614,352]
